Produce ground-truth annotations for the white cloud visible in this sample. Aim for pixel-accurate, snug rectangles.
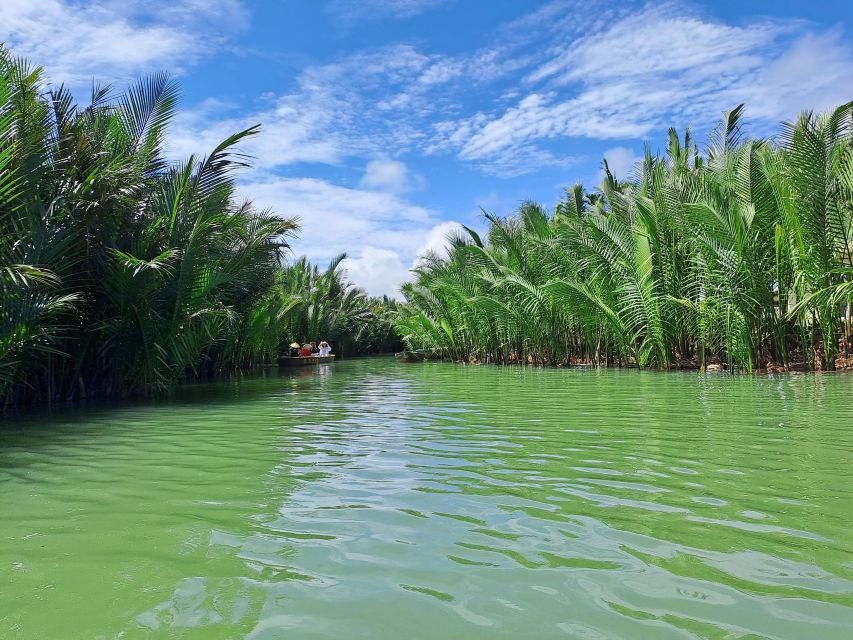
[0,0,247,88]
[168,90,344,168]
[526,4,779,86]
[13,0,850,187]
[240,176,434,255]
[167,44,443,167]
[341,247,412,298]
[359,159,426,193]
[432,3,853,165]
[235,171,465,296]
[723,29,853,122]
[167,31,548,174]
[417,59,465,85]
[415,221,464,261]
[600,146,642,182]
[340,220,466,297]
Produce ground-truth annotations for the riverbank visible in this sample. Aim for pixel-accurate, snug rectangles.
[436,351,853,373]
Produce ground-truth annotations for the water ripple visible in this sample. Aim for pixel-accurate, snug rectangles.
[2,360,852,638]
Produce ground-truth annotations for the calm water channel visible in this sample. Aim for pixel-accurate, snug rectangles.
[2,358,852,639]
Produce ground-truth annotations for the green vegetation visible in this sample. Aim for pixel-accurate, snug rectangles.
[5,48,850,411]
[0,52,396,408]
[268,255,401,358]
[399,104,853,372]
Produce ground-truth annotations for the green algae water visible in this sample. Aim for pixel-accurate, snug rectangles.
[2,359,853,639]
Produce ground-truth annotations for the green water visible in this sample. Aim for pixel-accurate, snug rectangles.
[2,359,852,639]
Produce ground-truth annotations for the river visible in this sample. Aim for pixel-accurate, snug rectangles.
[2,358,852,639]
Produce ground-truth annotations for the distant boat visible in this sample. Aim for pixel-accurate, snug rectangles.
[278,354,335,367]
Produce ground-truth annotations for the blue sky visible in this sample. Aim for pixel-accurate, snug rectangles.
[4,0,853,296]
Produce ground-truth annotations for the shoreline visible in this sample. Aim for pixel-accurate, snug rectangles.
[428,357,853,375]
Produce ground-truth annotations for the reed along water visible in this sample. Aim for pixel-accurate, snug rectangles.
[2,358,852,639]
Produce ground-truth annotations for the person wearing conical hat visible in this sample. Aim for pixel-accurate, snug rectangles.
[288,342,300,357]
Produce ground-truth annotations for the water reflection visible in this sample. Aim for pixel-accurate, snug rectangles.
[2,360,852,639]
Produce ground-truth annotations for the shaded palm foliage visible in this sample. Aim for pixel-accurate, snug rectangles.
[0,52,391,408]
[399,104,853,372]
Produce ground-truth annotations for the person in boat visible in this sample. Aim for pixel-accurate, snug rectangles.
[310,340,319,354]
[299,343,313,357]
[318,341,332,356]
[288,342,300,357]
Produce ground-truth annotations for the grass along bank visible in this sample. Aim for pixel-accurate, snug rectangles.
[397,104,853,373]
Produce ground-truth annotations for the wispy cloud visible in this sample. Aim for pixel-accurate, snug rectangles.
[170,36,555,176]
[326,0,453,21]
[432,2,853,166]
[168,44,447,167]
[0,0,247,88]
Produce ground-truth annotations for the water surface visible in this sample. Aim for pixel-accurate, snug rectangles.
[2,359,852,639]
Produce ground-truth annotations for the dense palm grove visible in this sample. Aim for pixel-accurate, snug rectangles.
[399,104,853,372]
[0,53,397,408]
[4,50,852,411]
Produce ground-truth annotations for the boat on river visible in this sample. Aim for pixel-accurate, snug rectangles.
[278,354,335,367]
